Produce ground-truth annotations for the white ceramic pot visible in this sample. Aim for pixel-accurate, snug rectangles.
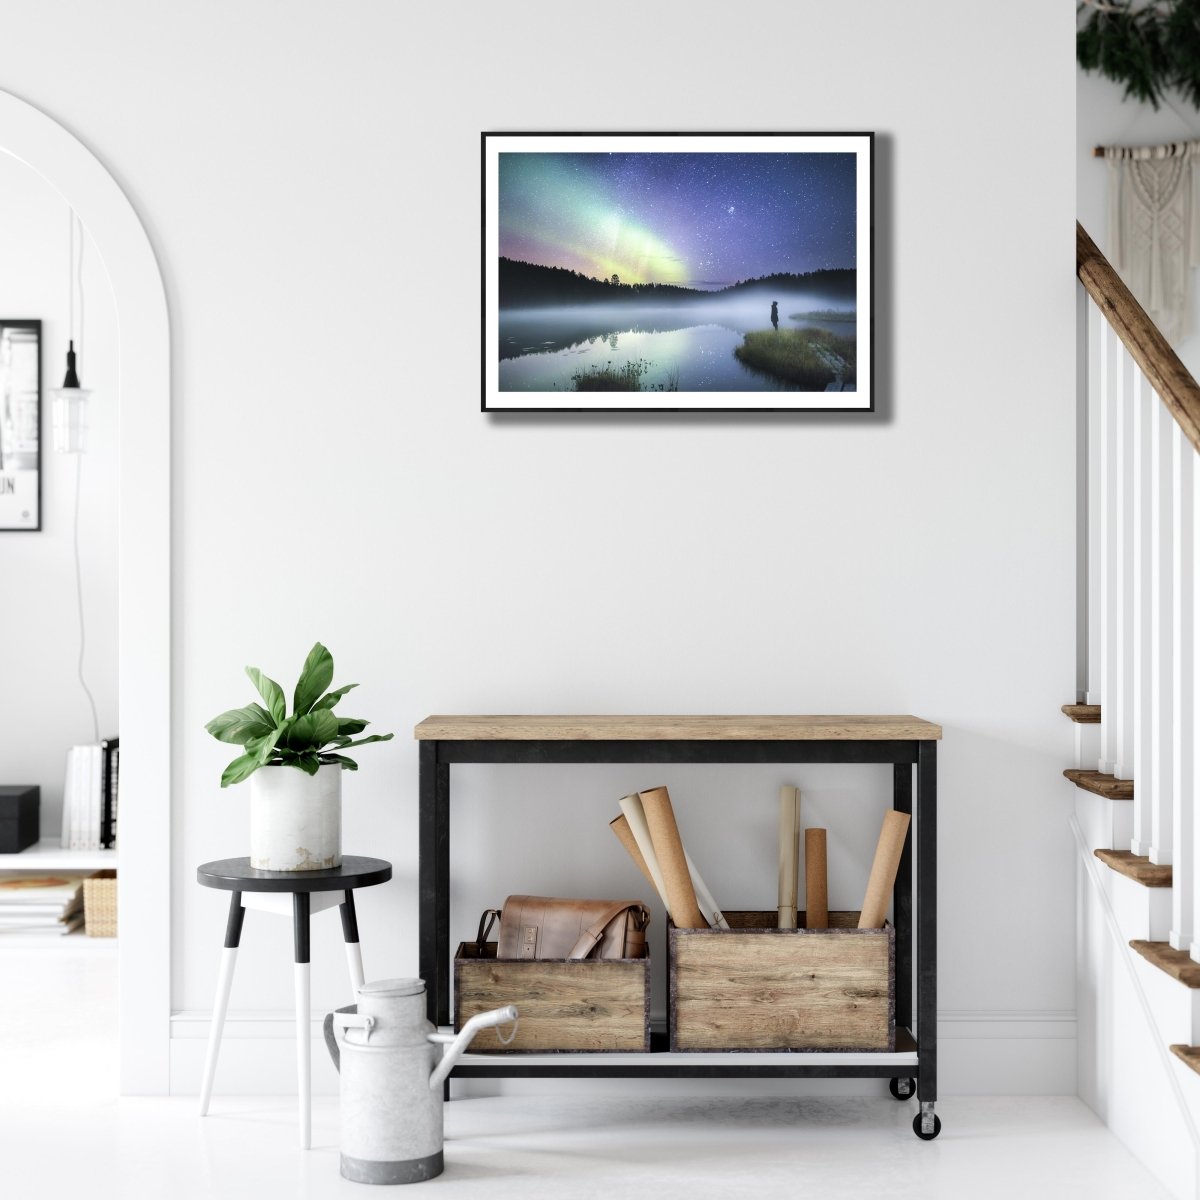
[249,762,342,871]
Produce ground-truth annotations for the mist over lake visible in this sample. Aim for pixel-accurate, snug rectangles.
[499,295,856,393]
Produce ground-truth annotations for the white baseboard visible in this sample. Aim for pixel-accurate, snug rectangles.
[169,1009,1076,1098]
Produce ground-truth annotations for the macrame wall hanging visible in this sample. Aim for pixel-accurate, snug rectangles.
[1103,142,1200,342]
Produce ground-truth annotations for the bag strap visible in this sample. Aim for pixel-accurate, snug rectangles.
[476,908,501,948]
[566,901,650,960]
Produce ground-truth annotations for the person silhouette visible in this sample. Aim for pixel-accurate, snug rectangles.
[770,301,779,330]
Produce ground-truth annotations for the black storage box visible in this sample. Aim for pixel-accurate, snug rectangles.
[0,786,39,853]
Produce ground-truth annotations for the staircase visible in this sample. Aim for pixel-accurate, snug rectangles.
[1073,224,1200,1200]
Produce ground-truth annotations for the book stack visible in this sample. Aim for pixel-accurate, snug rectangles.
[61,738,120,851]
[0,872,86,935]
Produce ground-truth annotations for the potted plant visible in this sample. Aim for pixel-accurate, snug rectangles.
[205,642,393,871]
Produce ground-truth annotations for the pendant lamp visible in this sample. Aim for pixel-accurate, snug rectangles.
[51,212,92,453]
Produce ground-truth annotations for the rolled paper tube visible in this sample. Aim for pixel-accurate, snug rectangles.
[617,795,672,916]
[609,813,662,899]
[778,785,799,929]
[683,848,730,930]
[858,810,912,929]
[805,828,828,930]
[638,785,708,929]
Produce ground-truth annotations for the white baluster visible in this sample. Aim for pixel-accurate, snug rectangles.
[1169,424,1194,949]
[1087,299,1103,709]
[1150,400,1175,864]
[1114,347,1136,781]
[1099,321,1119,774]
[1188,444,1200,964]
[1131,369,1155,855]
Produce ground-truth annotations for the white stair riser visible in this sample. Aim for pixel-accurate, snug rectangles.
[1129,953,1200,1046]
[1106,870,1172,942]
[1075,790,1134,855]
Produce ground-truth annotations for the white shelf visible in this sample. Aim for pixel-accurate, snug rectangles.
[0,930,116,949]
[0,839,117,871]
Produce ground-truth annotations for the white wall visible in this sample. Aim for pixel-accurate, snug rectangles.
[0,151,117,838]
[1078,68,1200,374]
[0,0,1076,1094]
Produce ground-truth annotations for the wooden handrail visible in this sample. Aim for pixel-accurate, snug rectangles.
[1077,221,1200,454]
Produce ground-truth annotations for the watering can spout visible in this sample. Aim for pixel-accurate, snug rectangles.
[428,1006,518,1090]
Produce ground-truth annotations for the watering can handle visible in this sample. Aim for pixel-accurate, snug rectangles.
[324,1004,373,1072]
[322,1012,340,1073]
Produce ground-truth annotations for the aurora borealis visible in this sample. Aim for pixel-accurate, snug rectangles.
[498,151,857,290]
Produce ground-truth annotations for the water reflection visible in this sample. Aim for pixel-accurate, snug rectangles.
[498,298,856,393]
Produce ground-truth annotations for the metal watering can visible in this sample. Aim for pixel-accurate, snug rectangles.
[323,977,517,1185]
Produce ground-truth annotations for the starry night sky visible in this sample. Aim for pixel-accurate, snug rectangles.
[498,151,856,290]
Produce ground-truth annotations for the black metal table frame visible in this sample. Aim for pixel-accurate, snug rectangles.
[418,737,936,1120]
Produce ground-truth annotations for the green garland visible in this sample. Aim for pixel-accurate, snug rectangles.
[1078,1,1200,109]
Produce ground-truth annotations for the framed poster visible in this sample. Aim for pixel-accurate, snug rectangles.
[0,320,41,529]
[482,132,872,413]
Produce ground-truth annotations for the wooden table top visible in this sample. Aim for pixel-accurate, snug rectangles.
[413,715,942,742]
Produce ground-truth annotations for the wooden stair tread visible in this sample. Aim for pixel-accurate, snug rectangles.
[1130,941,1200,987]
[1170,1045,1200,1075]
[1094,849,1172,887]
[1062,704,1101,724]
[1064,769,1134,799]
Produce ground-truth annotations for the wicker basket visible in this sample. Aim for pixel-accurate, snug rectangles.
[84,870,117,937]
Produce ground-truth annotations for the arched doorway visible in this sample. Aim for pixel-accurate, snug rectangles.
[0,89,171,1093]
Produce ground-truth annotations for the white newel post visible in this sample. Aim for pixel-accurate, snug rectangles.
[1087,300,1103,709]
[1149,399,1176,864]
[1114,347,1136,781]
[1099,322,1120,775]
[1131,370,1155,855]
[1169,424,1194,950]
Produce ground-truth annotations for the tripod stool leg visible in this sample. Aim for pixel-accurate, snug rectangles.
[294,892,311,1150]
[340,890,365,994]
[199,891,245,1116]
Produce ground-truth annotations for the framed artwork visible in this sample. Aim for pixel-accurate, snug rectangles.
[482,132,873,413]
[0,320,41,530]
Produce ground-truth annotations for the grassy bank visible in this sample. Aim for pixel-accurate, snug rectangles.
[789,309,856,323]
[734,328,856,389]
[571,359,679,392]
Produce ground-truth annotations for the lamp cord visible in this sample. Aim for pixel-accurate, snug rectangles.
[67,208,98,744]
[72,452,100,745]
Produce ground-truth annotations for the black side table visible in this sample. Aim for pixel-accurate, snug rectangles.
[196,855,391,1149]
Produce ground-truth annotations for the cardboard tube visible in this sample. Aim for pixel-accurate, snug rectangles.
[684,849,730,930]
[617,795,671,916]
[858,810,911,928]
[778,786,799,929]
[805,828,828,929]
[610,813,661,899]
[638,786,708,928]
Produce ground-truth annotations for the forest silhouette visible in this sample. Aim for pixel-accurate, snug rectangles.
[498,257,856,308]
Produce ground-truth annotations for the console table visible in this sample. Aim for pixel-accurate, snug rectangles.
[415,715,941,1139]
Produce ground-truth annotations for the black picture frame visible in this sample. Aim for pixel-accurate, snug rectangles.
[482,132,874,414]
[0,319,42,530]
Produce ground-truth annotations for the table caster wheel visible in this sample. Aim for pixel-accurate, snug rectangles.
[889,1077,915,1100]
[913,1112,942,1140]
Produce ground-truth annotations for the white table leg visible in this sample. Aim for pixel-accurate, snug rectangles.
[199,945,238,1115]
[295,960,311,1149]
[345,940,365,994]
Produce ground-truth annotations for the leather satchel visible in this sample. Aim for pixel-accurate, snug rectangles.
[476,895,650,961]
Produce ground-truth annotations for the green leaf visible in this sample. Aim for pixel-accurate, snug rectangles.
[336,732,394,751]
[336,717,369,737]
[220,752,262,787]
[251,726,285,765]
[205,703,275,746]
[293,643,335,716]
[246,666,286,724]
[320,753,360,770]
[312,683,358,712]
[282,708,340,752]
[293,753,322,776]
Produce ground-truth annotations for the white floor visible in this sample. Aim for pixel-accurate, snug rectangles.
[0,947,1175,1200]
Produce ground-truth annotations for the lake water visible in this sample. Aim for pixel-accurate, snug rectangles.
[498,301,856,393]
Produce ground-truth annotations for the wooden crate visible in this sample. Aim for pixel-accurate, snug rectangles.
[669,910,894,1051]
[454,941,650,1053]
[84,870,117,938]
